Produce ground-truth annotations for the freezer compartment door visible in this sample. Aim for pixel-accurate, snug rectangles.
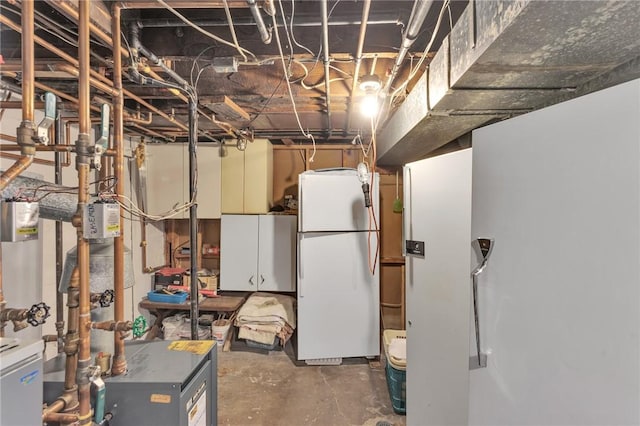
[298,171,379,232]
[297,231,380,360]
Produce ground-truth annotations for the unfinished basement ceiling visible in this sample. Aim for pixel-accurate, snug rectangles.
[1,0,640,165]
[0,0,466,144]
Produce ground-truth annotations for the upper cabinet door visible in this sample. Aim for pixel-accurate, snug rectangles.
[146,144,221,219]
[258,215,296,292]
[196,146,221,219]
[145,144,185,217]
[221,147,245,214]
[220,215,259,291]
[244,139,273,214]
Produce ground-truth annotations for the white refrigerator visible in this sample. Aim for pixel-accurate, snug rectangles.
[297,169,380,362]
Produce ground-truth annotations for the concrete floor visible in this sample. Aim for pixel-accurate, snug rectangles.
[217,349,406,426]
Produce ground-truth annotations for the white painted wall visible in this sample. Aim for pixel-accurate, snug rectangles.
[1,105,163,357]
[469,79,640,425]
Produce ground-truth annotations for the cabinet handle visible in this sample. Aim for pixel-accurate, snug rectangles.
[249,275,255,286]
[260,274,265,284]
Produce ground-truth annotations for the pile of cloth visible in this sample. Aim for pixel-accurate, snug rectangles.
[235,292,296,348]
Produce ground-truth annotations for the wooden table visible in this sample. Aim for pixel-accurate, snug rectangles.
[139,293,248,340]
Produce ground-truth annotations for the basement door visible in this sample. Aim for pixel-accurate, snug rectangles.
[404,149,472,425]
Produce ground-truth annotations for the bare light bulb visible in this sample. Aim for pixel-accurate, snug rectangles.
[360,92,379,118]
[357,162,371,207]
[357,162,369,184]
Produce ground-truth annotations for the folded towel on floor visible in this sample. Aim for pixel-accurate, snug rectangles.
[235,292,296,346]
[236,292,296,329]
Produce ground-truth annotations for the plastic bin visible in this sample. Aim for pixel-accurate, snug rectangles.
[147,290,188,304]
[383,329,406,415]
[385,362,406,414]
[383,329,406,370]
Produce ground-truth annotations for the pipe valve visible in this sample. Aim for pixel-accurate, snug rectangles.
[27,302,51,326]
[99,290,115,308]
[34,92,56,145]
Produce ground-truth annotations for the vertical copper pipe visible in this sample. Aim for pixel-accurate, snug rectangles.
[21,0,35,123]
[76,1,92,424]
[0,246,5,338]
[55,108,65,352]
[0,0,35,190]
[62,268,80,414]
[111,2,128,376]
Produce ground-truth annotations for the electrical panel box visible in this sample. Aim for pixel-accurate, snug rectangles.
[83,202,120,239]
[44,340,217,426]
[0,200,39,242]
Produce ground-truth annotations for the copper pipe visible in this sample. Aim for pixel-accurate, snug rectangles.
[0,0,35,191]
[0,246,5,337]
[62,267,80,414]
[0,70,97,113]
[0,15,113,87]
[76,1,92,423]
[0,133,17,142]
[124,111,153,125]
[112,2,128,377]
[1,152,54,166]
[92,320,133,332]
[0,155,34,191]
[55,108,65,353]
[45,0,129,59]
[42,388,78,419]
[0,144,73,151]
[21,0,35,122]
[0,101,44,109]
[43,411,80,424]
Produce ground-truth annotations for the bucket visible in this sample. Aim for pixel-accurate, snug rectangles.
[211,319,231,348]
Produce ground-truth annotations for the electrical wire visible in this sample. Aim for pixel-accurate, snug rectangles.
[155,0,257,61]
[366,116,380,276]
[288,0,316,56]
[222,0,248,63]
[271,4,317,162]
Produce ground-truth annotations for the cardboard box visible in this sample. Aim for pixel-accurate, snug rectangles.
[183,274,218,291]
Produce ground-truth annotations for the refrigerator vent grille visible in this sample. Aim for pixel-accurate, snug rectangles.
[304,357,343,366]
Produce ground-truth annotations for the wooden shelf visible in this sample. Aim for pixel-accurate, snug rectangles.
[381,256,405,265]
[202,254,220,259]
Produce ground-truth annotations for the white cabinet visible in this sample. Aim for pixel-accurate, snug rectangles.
[221,139,273,214]
[145,144,221,218]
[220,214,296,292]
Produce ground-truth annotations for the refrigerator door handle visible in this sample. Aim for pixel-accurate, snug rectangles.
[260,274,265,284]
[249,275,255,286]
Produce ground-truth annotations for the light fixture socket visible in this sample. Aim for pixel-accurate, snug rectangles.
[359,75,382,93]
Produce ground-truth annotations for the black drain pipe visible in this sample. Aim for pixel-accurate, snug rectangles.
[188,97,199,340]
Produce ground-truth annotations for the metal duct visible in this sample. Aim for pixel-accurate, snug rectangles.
[2,175,77,222]
[377,0,640,165]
